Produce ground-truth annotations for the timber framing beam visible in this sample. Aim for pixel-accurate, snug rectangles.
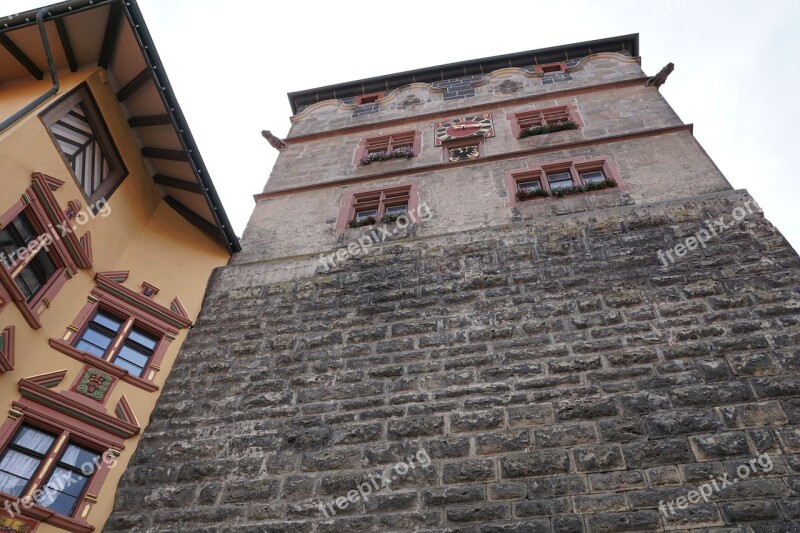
[97,1,123,69]
[0,34,43,80]
[163,195,223,242]
[54,18,77,72]
[128,114,171,128]
[141,147,189,162]
[153,174,204,195]
[116,68,151,102]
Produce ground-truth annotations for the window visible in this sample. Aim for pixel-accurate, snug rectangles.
[579,169,607,184]
[0,424,99,517]
[0,212,59,302]
[547,170,574,190]
[354,209,378,221]
[517,180,542,193]
[337,183,420,233]
[74,310,159,378]
[0,425,54,498]
[508,104,581,139]
[504,157,624,205]
[356,130,421,165]
[355,92,384,105]
[0,175,86,329]
[534,62,566,74]
[384,204,408,216]
[49,272,190,391]
[40,84,126,204]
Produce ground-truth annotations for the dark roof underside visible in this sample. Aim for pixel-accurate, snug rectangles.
[287,34,639,114]
[0,0,240,253]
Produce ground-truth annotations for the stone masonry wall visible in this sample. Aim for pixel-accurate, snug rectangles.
[107,190,800,533]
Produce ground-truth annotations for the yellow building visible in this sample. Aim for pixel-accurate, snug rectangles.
[0,1,239,531]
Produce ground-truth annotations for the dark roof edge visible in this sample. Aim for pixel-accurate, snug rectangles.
[287,34,639,114]
[124,0,240,253]
[2,0,240,254]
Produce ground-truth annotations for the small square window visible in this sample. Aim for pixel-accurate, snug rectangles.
[385,204,408,215]
[355,209,378,221]
[535,62,567,74]
[355,92,384,105]
[40,84,127,204]
[517,180,542,192]
[547,171,573,189]
[580,170,606,184]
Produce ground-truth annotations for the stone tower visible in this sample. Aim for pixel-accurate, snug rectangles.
[108,35,800,532]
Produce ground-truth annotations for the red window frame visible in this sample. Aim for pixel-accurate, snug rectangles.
[48,272,191,392]
[354,130,422,165]
[504,156,626,206]
[0,173,92,329]
[0,403,125,533]
[336,183,420,233]
[534,61,567,74]
[507,104,583,139]
[354,92,384,105]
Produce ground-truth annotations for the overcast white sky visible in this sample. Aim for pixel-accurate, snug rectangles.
[6,0,800,252]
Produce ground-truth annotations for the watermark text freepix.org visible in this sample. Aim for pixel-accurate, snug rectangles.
[659,452,773,517]
[319,203,432,272]
[318,449,430,519]
[657,200,754,267]
[0,198,111,268]
[4,448,118,518]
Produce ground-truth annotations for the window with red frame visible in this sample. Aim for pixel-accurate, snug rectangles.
[534,62,566,74]
[365,132,415,154]
[73,309,159,378]
[349,187,411,225]
[355,92,384,105]
[510,105,580,139]
[0,212,60,302]
[507,157,621,202]
[358,131,419,165]
[0,424,100,517]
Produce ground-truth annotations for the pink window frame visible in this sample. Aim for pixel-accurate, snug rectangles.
[48,273,190,392]
[503,156,627,207]
[354,130,422,165]
[507,103,584,139]
[336,182,420,233]
[354,92,385,105]
[0,400,127,533]
[534,61,567,74]
[0,173,92,329]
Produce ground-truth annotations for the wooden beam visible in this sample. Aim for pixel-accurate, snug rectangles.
[163,195,222,242]
[54,18,77,72]
[0,34,43,80]
[97,1,123,69]
[153,174,204,195]
[128,114,171,128]
[116,68,151,102]
[141,147,189,162]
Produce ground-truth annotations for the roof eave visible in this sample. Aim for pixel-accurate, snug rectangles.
[1,0,240,254]
[287,33,639,114]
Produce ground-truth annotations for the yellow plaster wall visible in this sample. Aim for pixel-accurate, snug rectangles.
[0,67,229,532]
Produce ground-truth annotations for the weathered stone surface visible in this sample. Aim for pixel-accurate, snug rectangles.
[107,185,800,533]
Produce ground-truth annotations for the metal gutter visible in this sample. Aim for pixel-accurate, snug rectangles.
[0,9,59,133]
